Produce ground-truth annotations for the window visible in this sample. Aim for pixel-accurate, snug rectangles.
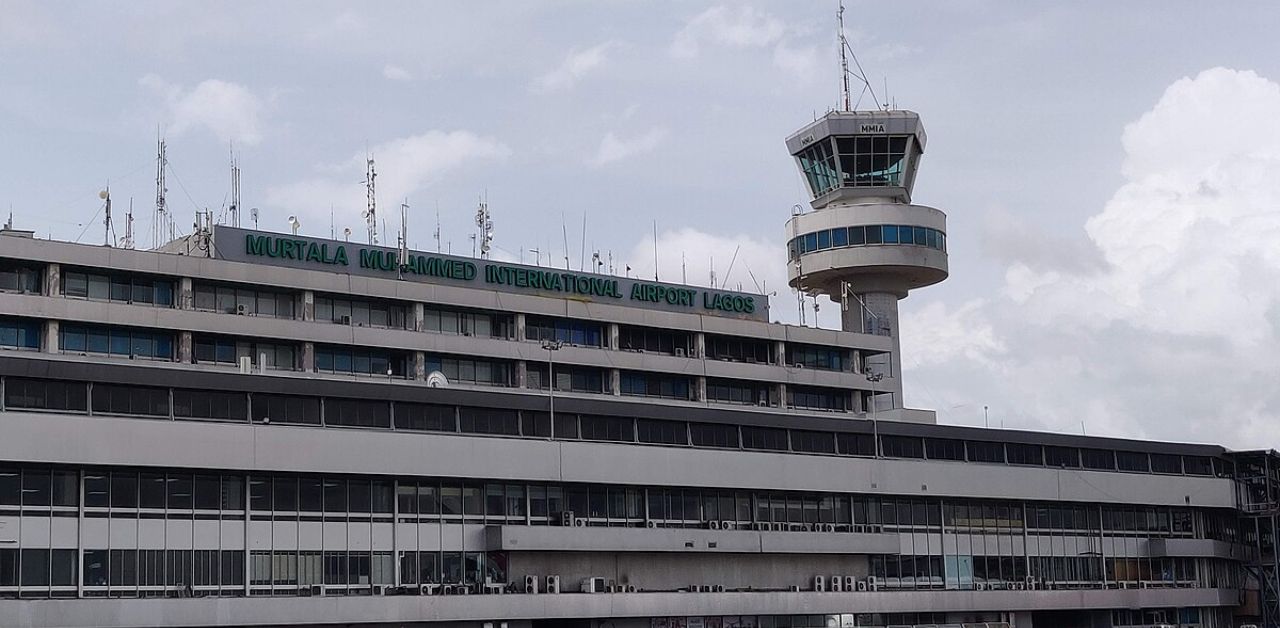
[526,364,605,394]
[0,317,40,350]
[637,419,686,445]
[193,335,298,370]
[521,411,551,437]
[796,138,839,196]
[421,306,512,338]
[579,415,634,442]
[704,334,772,363]
[881,436,924,459]
[173,389,248,421]
[1150,453,1182,474]
[741,426,788,451]
[786,344,846,371]
[63,270,173,306]
[314,295,409,329]
[837,432,875,456]
[315,345,408,378]
[691,423,739,448]
[1006,443,1043,466]
[1184,456,1213,476]
[4,377,86,411]
[0,259,42,294]
[791,430,835,454]
[787,385,848,412]
[619,371,691,400]
[967,441,1005,463]
[835,135,910,187]
[192,282,296,318]
[425,355,512,387]
[706,378,772,406]
[924,438,965,461]
[252,394,320,425]
[60,324,172,360]
[325,399,391,429]
[396,403,456,432]
[1116,451,1150,472]
[91,384,169,417]
[618,326,693,356]
[525,315,604,348]
[1045,446,1081,468]
[1081,448,1115,470]
[459,408,519,436]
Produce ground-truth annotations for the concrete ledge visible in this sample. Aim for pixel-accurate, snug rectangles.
[1148,538,1255,560]
[486,525,900,554]
[0,588,1242,628]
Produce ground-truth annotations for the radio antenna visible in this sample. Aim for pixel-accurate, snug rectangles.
[837,0,883,111]
[100,186,115,247]
[398,198,409,278]
[363,154,378,245]
[154,132,170,247]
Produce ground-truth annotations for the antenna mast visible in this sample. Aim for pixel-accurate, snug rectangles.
[363,155,378,245]
[474,195,493,259]
[229,147,241,228]
[838,1,851,111]
[100,186,115,247]
[399,198,410,277]
[154,135,170,247]
[122,198,135,249]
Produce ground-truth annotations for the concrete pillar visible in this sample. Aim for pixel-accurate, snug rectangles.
[412,303,425,332]
[514,313,526,342]
[413,352,426,380]
[777,383,788,408]
[694,376,707,402]
[775,340,786,366]
[42,263,59,297]
[179,331,193,363]
[694,332,706,359]
[608,369,620,396]
[515,361,528,388]
[608,323,620,350]
[42,320,58,354]
[178,277,194,310]
[302,342,315,373]
[301,290,315,322]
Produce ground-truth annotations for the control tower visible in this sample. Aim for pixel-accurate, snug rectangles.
[784,110,948,414]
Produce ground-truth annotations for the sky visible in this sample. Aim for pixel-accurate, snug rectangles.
[3,1,1280,448]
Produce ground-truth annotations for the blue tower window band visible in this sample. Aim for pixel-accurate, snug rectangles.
[788,225,946,261]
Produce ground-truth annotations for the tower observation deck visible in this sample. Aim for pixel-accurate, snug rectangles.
[785,110,948,403]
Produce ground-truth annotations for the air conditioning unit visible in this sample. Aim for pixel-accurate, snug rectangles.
[975,583,987,591]
[606,584,621,593]
[812,575,826,592]
[523,575,539,594]
[823,523,836,532]
[559,511,575,526]
[794,363,805,368]
[852,524,866,533]
[372,585,387,595]
[709,520,721,530]
[788,585,801,592]
[573,517,587,527]
[625,584,637,593]
[419,584,435,596]
[310,584,324,596]
[855,579,868,592]
[675,348,686,358]
[720,520,735,530]
[712,584,725,593]
[581,577,607,593]
[829,576,843,592]
[772,522,785,532]
[842,576,855,591]
[866,576,878,591]
[645,520,657,528]
[455,584,471,595]
[440,584,455,595]
[545,575,560,594]
[1025,576,1038,591]
[1139,581,1151,589]
[236,303,248,315]
[338,315,352,325]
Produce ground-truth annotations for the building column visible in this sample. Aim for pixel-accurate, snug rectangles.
[775,340,787,366]
[608,323,620,351]
[777,383,788,409]
[514,313,526,342]
[695,376,707,402]
[515,361,528,388]
[413,351,426,380]
[609,368,620,396]
[42,320,58,354]
[43,262,59,297]
[178,277,194,310]
[301,290,315,322]
[302,342,315,373]
[694,332,706,359]
[179,331,193,363]
[412,303,425,332]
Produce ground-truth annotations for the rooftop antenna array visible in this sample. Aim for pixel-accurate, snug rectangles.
[475,194,493,259]
[837,0,883,112]
[153,134,173,248]
[363,155,378,245]
[433,200,441,253]
[398,198,410,278]
[99,187,115,247]
[228,147,241,228]
[121,198,135,250]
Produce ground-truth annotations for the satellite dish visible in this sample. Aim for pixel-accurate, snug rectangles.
[426,371,449,388]
[98,190,109,200]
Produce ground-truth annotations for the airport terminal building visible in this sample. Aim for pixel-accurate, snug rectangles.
[0,108,1276,628]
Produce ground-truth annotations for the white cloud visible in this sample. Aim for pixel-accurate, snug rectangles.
[901,68,1280,447]
[265,130,511,227]
[140,75,268,145]
[670,5,785,58]
[771,41,820,80]
[589,127,667,166]
[382,64,412,81]
[532,41,616,93]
